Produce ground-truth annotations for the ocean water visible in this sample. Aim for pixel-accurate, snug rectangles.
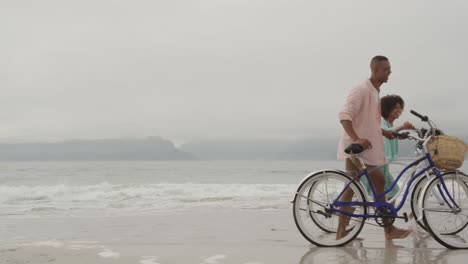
[1,160,466,217]
[0,161,341,217]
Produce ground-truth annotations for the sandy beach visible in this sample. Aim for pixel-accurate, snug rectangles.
[1,208,466,264]
[4,0,468,262]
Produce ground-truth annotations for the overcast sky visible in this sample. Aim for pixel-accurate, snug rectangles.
[2,0,468,144]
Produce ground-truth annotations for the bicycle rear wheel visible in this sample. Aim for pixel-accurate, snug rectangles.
[308,179,357,234]
[293,171,367,247]
[422,171,468,249]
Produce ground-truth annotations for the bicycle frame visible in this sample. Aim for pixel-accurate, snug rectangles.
[331,152,460,219]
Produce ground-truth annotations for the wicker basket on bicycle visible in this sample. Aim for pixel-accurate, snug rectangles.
[427,135,468,170]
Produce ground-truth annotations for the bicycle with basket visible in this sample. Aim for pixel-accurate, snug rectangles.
[292,110,468,249]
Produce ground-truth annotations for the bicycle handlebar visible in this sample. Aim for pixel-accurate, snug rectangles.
[410,110,429,122]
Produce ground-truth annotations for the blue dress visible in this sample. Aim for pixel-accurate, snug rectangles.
[361,119,400,199]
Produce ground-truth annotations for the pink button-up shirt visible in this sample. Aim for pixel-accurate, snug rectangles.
[337,79,386,166]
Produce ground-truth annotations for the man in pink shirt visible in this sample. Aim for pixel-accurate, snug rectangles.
[336,56,412,240]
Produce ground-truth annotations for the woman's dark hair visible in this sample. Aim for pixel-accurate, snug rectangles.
[381,95,405,119]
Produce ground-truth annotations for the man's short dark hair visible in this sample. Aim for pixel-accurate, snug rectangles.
[370,55,389,66]
[381,94,404,119]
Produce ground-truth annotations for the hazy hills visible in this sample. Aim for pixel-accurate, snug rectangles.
[0,137,195,161]
[0,135,465,161]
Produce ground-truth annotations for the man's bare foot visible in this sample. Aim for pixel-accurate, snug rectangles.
[385,226,412,240]
[336,213,348,240]
[336,224,346,240]
[335,207,355,240]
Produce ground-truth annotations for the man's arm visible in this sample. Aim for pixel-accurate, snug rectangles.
[338,87,371,149]
[341,120,359,141]
[340,120,372,149]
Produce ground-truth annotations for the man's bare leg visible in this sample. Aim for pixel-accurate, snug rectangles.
[366,165,412,240]
[337,161,411,240]
[336,158,358,239]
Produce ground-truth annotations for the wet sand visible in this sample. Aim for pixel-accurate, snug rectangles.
[1,209,466,263]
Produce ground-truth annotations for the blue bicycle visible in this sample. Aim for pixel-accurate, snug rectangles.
[292,110,468,249]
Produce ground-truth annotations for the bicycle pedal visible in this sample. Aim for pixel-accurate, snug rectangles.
[402,212,409,222]
[394,213,409,222]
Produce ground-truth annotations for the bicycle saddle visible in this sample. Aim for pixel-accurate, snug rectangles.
[344,144,365,154]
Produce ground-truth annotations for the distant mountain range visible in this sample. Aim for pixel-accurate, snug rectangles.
[0,135,466,161]
[0,137,195,161]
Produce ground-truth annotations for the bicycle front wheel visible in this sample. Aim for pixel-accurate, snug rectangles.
[410,175,430,232]
[293,171,367,247]
[422,171,468,249]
